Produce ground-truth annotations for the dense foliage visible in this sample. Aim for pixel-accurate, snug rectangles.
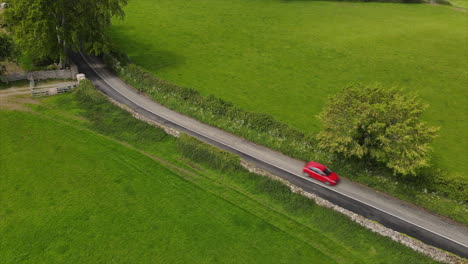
[0,32,13,74]
[4,0,127,65]
[318,85,438,175]
[0,32,13,60]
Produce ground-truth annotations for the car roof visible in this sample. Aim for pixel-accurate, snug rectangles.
[306,161,327,170]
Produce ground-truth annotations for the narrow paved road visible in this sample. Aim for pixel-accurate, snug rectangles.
[71,52,468,258]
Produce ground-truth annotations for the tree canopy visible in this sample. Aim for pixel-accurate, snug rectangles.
[317,85,439,175]
[0,32,13,60]
[4,0,127,65]
[0,32,13,74]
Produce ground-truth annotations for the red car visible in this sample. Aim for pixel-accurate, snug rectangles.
[302,161,339,186]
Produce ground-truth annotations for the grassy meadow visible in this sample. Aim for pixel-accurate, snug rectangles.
[110,0,468,181]
[0,84,437,263]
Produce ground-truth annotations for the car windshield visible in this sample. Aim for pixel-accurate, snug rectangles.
[324,168,332,176]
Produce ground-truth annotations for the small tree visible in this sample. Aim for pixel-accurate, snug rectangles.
[317,84,438,175]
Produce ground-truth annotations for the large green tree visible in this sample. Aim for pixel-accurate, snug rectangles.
[317,85,438,175]
[5,0,127,66]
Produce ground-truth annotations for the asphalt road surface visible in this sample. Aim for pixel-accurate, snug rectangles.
[71,52,468,258]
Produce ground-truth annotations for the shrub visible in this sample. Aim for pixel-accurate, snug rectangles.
[317,84,439,176]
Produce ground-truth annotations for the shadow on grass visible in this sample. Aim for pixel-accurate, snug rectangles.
[111,26,186,73]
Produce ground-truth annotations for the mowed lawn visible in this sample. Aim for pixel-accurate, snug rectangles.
[111,0,468,180]
[0,111,330,263]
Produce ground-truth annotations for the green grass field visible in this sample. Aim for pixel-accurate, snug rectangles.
[0,86,437,263]
[110,0,468,181]
[0,111,333,263]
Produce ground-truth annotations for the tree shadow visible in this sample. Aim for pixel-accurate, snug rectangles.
[130,47,186,73]
[111,26,186,72]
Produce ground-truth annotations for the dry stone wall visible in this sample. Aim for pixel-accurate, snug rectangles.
[1,64,78,82]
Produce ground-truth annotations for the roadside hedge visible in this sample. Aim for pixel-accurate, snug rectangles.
[102,52,466,206]
[177,133,242,172]
[75,79,168,144]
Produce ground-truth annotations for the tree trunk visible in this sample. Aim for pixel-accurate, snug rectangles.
[56,25,62,68]
[61,13,67,68]
[56,12,67,69]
